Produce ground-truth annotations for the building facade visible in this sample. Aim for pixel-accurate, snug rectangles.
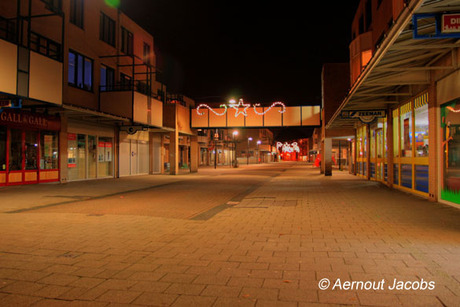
[0,0,199,185]
[324,0,460,209]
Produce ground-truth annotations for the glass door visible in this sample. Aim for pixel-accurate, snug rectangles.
[24,130,39,183]
[7,129,39,185]
[375,128,384,181]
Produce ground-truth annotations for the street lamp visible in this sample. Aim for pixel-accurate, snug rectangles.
[257,140,261,164]
[232,130,238,168]
[247,137,253,165]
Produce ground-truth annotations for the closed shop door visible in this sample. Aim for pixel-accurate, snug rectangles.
[138,141,149,174]
[130,140,138,175]
[119,140,131,176]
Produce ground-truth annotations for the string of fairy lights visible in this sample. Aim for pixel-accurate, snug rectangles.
[196,99,287,117]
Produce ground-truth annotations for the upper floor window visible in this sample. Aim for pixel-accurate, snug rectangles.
[68,50,93,91]
[143,42,151,65]
[100,65,114,91]
[41,0,62,13]
[100,13,115,47]
[70,0,84,28]
[30,32,62,61]
[120,73,132,90]
[121,27,133,55]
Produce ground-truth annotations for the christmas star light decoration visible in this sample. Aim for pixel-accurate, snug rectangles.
[195,99,286,118]
[229,99,251,117]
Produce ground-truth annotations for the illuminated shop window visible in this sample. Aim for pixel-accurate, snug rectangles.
[414,102,429,157]
[40,132,58,170]
[441,100,460,204]
[400,102,412,158]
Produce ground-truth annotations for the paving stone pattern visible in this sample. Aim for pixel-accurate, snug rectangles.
[0,163,459,306]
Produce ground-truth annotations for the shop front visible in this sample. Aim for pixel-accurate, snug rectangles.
[0,109,60,185]
[119,131,149,177]
[392,92,429,195]
[67,121,114,181]
[369,118,387,182]
[440,99,460,205]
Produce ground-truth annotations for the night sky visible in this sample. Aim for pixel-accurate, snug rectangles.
[120,0,361,107]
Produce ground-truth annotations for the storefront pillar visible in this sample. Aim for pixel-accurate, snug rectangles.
[161,134,165,174]
[428,81,438,201]
[169,130,179,175]
[353,129,357,175]
[387,108,394,188]
[59,113,68,183]
[322,137,332,176]
[190,135,198,173]
[366,124,371,180]
[114,126,120,178]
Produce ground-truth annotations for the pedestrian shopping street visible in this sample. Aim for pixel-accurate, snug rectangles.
[0,162,459,306]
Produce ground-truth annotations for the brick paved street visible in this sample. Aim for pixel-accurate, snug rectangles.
[0,162,459,306]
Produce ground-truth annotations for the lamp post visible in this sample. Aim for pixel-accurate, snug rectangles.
[247,137,253,165]
[257,140,261,164]
[232,130,238,168]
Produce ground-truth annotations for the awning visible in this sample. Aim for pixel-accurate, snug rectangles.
[327,0,460,129]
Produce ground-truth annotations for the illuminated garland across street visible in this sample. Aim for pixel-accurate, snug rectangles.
[196,99,286,117]
[276,142,300,153]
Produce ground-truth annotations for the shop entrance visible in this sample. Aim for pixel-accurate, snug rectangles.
[7,129,39,185]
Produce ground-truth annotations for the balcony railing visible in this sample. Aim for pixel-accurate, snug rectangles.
[29,31,62,61]
[0,16,17,43]
[100,81,152,96]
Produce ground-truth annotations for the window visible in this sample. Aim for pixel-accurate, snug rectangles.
[40,132,58,170]
[100,65,114,91]
[68,50,93,91]
[400,102,412,158]
[143,43,151,64]
[41,0,62,13]
[30,32,62,61]
[415,103,429,157]
[70,0,84,28]
[121,27,133,55]
[120,73,132,90]
[359,15,364,34]
[100,13,115,46]
[365,0,372,31]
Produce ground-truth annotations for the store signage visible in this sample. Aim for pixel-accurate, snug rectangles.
[442,13,460,33]
[341,110,386,124]
[0,109,60,130]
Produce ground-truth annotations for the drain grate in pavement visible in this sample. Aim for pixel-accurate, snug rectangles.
[233,198,299,208]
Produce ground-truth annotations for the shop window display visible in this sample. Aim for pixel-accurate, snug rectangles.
[25,131,38,170]
[441,100,460,204]
[97,137,113,177]
[400,103,412,158]
[9,129,23,171]
[414,103,429,157]
[40,132,58,170]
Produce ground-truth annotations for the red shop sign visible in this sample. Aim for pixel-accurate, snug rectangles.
[0,109,60,131]
[442,14,460,33]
